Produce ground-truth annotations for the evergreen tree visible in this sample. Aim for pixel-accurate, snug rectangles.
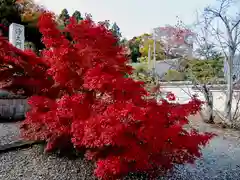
[0,0,22,27]
[128,37,141,63]
[196,43,222,60]
[59,8,70,26]
[110,22,121,40]
[72,10,83,22]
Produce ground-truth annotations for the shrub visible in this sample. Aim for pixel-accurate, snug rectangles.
[131,62,148,72]
[184,58,224,83]
[0,13,213,180]
[163,69,185,81]
[137,56,148,63]
[129,63,160,97]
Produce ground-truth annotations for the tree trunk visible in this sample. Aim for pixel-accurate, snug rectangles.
[224,52,234,124]
[202,84,214,123]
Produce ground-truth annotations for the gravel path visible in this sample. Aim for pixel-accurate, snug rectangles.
[164,136,240,180]
[0,122,21,145]
[0,145,95,180]
[0,120,240,180]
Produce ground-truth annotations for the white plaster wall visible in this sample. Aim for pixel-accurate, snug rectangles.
[160,85,240,113]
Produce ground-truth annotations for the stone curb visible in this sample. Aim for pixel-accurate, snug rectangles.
[0,140,43,154]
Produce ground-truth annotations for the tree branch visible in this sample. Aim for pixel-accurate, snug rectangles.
[231,19,240,32]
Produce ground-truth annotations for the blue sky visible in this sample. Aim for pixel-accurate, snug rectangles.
[35,0,216,39]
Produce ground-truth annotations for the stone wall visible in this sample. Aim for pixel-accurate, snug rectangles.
[0,99,28,120]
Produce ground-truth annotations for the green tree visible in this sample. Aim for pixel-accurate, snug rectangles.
[128,37,141,63]
[72,10,83,22]
[0,0,22,27]
[59,8,70,26]
[110,22,121,40]
[182,43,224,83]
[138,33,165,60]
[120,37,128,45]
[185,58,224,83]
[196,43,222,60]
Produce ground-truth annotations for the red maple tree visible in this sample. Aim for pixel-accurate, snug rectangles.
[0,13,213,179]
